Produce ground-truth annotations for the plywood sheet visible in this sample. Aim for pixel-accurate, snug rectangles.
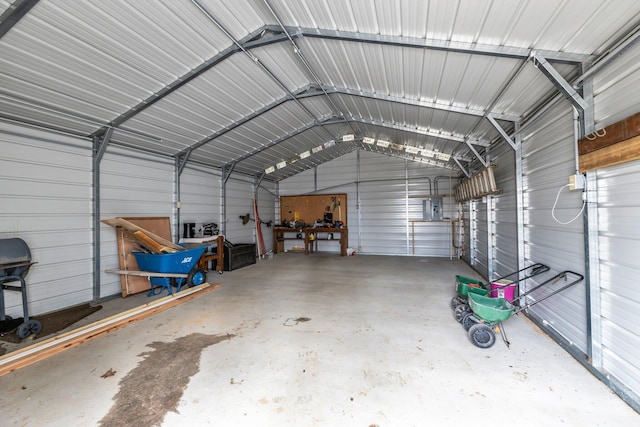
[109,217,173,297]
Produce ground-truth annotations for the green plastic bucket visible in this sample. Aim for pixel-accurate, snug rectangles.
[455,275,488,298]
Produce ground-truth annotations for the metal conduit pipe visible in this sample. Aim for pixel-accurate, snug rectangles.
[434,175,455,195]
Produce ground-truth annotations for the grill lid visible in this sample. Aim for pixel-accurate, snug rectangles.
[0,238,33,279]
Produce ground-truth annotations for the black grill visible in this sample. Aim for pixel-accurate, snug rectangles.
[0,238,42,338]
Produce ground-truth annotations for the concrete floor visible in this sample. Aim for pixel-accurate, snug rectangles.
[0,254,638,426]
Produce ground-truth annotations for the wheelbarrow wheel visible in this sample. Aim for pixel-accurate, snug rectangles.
[187,268,206,287]
[17,319,42,339]
[453,304,470,323]
[468,323,496,348]
[462,313,476,331]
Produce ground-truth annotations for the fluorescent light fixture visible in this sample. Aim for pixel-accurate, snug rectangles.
[377,140,390,148]
[421,149,435,157]
[265,166,275,174]
[436,152,451,161]
[276,161,287,169]
[324,140,336,149]
[362,136,375,145]
[312,145,323,154]
[342,134,355,142]
[299,150,311,159]
[405,146,420,154]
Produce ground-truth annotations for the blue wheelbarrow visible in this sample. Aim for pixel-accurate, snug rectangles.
[130,245,208,296]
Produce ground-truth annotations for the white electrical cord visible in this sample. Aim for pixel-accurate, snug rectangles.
[551,184,586,225]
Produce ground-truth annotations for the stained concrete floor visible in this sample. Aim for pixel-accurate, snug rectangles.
[0,254,638,426]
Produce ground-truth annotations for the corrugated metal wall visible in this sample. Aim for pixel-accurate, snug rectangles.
[99,146,176,297]
[179,165,222,241]
[472,199,489,279]
[490,141,518,278]
[0,122,93,316]
[407,161,457,257]
[279,149,459,256]
[592,40,640,402]
[256,179,276,256]
[359,151,407,255]
[521,103,587,353]
[224,175,257,244]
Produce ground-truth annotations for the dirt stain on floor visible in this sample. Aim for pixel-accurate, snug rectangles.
[99,332,234,427]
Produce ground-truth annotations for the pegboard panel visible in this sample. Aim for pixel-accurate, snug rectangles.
[279,194,347,227]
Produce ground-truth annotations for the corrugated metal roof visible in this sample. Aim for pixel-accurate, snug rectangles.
[1,0,639,180]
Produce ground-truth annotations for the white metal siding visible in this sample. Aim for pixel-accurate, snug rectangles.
[491,141,518,278]
[99,146,175,298]
[224,174,256,244]
[595,161,640,397]
[592,40,640,402]
[0,122,93,316]
[407,163,457,257]
[521,103,587,353]
[462,201,472,265]
[359,151,406,255]
[472,199,489,279]
[279,150,459,256]
[256,180,276,256]
[180,165,222,239]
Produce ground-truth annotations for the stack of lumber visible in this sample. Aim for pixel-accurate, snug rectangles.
[102,218,184,254]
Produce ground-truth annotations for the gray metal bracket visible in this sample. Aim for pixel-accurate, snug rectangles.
[223,162,236,184]
[487,114,517,151]
[531,53,590,112]
[176,148,193,177]
[464,140,489,168]
[453,157,471,178]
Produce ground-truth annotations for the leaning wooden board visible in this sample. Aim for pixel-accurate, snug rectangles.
[103,217,175,297]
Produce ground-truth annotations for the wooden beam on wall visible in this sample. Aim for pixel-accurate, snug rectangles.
[578,112,640,172]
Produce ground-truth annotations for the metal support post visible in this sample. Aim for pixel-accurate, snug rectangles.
[92,127,113,302]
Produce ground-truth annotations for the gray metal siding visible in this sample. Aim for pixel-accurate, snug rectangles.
[521,103,587,353]
[0,122,93,316]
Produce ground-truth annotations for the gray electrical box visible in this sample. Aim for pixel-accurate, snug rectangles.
[423,197,443,220]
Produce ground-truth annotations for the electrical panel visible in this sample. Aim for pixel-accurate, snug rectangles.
[423,197,443,221]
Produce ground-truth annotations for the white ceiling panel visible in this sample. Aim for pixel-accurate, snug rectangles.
[1,0,638,180]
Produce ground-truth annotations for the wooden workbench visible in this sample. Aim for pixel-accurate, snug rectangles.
[273,227,348,256]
